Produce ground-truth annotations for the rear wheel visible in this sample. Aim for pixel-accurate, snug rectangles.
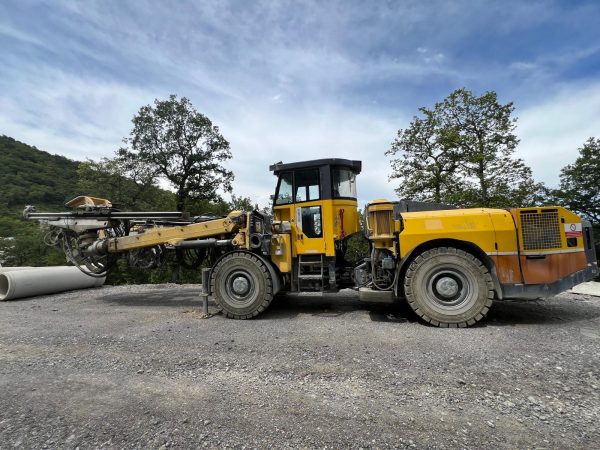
[210,252,276,319]
[403,247,494,327]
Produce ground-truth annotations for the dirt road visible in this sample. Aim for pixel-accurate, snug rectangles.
[1,285,599,449]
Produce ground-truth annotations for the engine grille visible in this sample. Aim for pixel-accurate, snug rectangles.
[519,209,561,251]
[369,210,394,237]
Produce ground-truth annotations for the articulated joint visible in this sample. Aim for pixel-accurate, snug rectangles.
[82,239,109,257]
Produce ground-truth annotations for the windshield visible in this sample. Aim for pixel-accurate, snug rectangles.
[275,172,293,204]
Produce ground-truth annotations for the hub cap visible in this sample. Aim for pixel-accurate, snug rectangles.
[435,276,459,298]
[232,276,250,296]
[223,269,256,306]
[423,267,474,314]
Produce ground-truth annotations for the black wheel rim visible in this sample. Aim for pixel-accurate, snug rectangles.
[423,266,474,315]
[224,269,256,307]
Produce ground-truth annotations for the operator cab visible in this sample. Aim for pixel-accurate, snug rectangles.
[270,158,362,291]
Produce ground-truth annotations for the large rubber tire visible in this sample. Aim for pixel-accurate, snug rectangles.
[403,247,494,328]
[210,251,275,319]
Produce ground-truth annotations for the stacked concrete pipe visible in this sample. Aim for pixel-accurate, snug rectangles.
[0,266,105,301]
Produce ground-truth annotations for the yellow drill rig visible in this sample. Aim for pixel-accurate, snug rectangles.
[24,158,598,327]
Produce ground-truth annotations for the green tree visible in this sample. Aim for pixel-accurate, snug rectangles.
[344,211,369,263]
[185,198,232,216]
[439,89,545,207]
[230,194,254,211]
[0,226,65,267]
[388,88,545,208]
[387,108,465,204]
[77,156,175,211]
[0,135,79,210]
[553,137,600,223]
[119,95,234,212]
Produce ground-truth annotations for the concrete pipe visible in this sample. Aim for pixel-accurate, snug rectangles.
[0,267,35,272]
[0,266,105,301]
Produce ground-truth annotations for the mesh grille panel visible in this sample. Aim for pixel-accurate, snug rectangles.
[369,210,393,236]
[520,210,561,250]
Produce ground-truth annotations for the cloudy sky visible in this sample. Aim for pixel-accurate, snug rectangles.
[1,0,599,206]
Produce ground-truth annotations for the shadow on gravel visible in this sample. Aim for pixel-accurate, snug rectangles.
[261,295,600,327]
[259,293,420,323]
[98,288,206,308]
[486,298,600,326]
[95,287,599,327]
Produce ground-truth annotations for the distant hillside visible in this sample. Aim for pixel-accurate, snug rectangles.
[0,135,80,210]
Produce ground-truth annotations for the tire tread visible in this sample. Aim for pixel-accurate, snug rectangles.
[404,247,494,328]
[210,251,275,320]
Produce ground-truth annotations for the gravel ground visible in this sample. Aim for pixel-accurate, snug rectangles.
[1,284,599,449]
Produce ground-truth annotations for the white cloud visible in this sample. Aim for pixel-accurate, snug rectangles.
[516,81,600,187]
[510,62,538,71]
[219,102,402,208]
[0,63,155,161]
[0,22,48,48]
[1,0,599,208]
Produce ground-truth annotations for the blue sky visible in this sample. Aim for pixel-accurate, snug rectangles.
[1,0,599,206]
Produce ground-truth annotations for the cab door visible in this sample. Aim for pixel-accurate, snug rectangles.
[273,169,326,256]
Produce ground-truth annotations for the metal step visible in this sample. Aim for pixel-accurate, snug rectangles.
[298,274,323,280]
[297,254,326,292]
[296,291,324,297]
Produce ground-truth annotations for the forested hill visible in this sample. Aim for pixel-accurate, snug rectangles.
[0,135,80,210]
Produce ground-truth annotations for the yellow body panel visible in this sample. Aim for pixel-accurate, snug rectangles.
[273,199,359,257]
[270,233,292,273]
[366,203,591,289]
[487,211,519,254]
[398,208,504,258]
[487,211,522,284]
[395,206,586,259]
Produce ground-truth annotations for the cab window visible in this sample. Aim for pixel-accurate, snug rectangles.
[301,206,322,238]
[333,168,356,198]
[295,169,320,203]
[275,172,293,205]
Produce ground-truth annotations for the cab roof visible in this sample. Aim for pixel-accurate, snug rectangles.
[269,158,362,175]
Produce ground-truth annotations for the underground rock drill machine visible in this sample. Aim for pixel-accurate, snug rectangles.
[24,158,598,327]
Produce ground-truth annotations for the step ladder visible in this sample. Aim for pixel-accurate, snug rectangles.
[297,254,325,292]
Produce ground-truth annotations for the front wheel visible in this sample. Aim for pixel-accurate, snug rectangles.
[210,252,276,319]
[403,247,494,327]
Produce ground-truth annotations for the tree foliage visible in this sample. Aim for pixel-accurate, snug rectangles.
[387,109,465,204]
[0,135,78,267]
[345,211,370,263]
[0,135,79,210]
[388,89,545,208]
[77,156,175,211]
[119,95,234,211]
[553,137,600,223]
[229,194,254,212]
[0,227,66,267]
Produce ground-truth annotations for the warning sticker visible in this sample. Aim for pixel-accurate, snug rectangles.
[564,223,583,238]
